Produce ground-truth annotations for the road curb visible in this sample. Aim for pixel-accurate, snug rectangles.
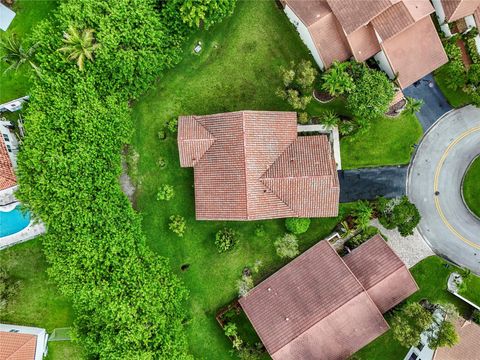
[460,155,480,222]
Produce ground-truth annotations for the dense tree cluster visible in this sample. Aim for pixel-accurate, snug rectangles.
[14,0,236,358]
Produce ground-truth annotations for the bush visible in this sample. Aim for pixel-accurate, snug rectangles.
[274,233,299,259]
[158,130,167,140]
[169,215,186,237]
[277,60,317,110]
[285,217,311,234]
[157,184,175,201]
[377,196,420,236]
[298,112,309,124]
[345,226,380,250]
[254,225,265,237]
[215,228,238,253]
[166,118,178,133]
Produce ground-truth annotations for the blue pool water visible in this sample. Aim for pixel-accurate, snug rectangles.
[0,206,31,237]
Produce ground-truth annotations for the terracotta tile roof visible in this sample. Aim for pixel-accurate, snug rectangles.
[309,12,352,67]
[0,331,37,360]
[434,318,480,359]
[346,24,381,62]
[178,111,339,220]
[239,240,389,359]
[474,5,480,24]
[402,0,436,21]
[327,0,398,34]
[284,0,332,26]
[441,0,480,22]
[0,137,16,191]
[343,234,419,313]
[381,16,448,88]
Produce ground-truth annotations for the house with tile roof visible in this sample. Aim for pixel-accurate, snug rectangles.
[433,0,480,53]
[0,123,17,192]
[0,323,49,360]
[282,0,448,89]
[239,235,418,360]
[178,111,340,221]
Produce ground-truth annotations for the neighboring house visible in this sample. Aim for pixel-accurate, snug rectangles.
[404,315,480,360]
[0,323,49,360]
[178,111,339,220]
[239,235,418,360]
[433,0,480,52]
[282,0,448,89]
[0,3,15,32]
[0,124,17,192]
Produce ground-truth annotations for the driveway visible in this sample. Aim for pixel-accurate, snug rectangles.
[339,166,407,202]
[407,106,480,274]
[403,74,452,132]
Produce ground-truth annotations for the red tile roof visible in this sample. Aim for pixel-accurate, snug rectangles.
[441,0,480,22]
[381,16,448,88]
[178,111,339,220]
[0,331,37,360]
[434,318,480,359]
[239,240,390,359]
[346,25,382,62]
[343,234,419,313]
[474,5,480,24]
[0,137,16,191]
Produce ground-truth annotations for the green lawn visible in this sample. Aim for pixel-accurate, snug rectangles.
[0,239,81,359]
[355,256,474,359]
[340,112,422,169]
[458,272,480,306]
[434,67,473,108]
[463,156,480,218]
[0,0,58,103]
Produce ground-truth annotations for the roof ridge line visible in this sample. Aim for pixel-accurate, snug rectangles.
[5,334,36,360]
[259,178,298,216]
[241,111,251,219]
[269,242,383,357]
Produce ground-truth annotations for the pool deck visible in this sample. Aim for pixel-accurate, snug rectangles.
[0,198,46,250]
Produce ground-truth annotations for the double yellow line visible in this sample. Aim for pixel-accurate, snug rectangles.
[433,126,480,249]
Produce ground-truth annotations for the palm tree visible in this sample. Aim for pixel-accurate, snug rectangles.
[321,61,355,97]
[0,35,40,76]
[58,26,100,70]
[405,97,424,114]
[320,110,340,130]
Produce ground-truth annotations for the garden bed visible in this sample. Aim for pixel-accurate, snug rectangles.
[313,89,334,103]
[385,99,406,117]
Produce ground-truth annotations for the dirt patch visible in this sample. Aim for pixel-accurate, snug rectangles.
[120,145,139,207]
[313,89,334,103]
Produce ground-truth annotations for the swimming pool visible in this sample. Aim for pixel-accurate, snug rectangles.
[0,206,31,237]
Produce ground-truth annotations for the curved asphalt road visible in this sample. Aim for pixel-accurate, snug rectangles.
[408,106,480,274]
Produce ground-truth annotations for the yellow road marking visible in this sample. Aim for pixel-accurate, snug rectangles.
[433,126,480,249]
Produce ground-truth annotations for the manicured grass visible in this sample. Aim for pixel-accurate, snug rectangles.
[458,273,480,306]
[463,156,480,218]
[434,67,473,108]
[355,256,473,359]
[0,239,80,359]
[340,112,423,169]
[0,0,58,103]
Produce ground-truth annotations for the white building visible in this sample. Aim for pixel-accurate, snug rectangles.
[0,323,49,359]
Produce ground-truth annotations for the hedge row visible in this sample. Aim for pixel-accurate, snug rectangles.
[16,0,236,358]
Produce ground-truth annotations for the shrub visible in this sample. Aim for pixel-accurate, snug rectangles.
[298,112,309,124]
[169,215,186,237]
[285,217,311,234]
[345,226,380,250]
[274,233,299,259]
[377,196,420,236]
[166,118,178,133]
[158,130,167,140]
[427,320,459,349]
[157,156,167,168]
[157,184,175,201]
[352,200,373,231]
[215,228,238,253]
[320,110,340,129]
[237,275,254,297]
[321,61,355,96]
[277,60,317,110]
[254,225,265,237]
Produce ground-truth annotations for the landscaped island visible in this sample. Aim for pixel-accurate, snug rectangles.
[463,156,480,218]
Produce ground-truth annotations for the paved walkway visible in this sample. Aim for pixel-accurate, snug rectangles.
[407,106,480,274]
[339,166,407,202]
[403,73,452,132]
[371,219,434,268]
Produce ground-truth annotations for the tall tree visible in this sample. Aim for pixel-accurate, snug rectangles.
[391,302,433,347]
[58,26,99,70]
